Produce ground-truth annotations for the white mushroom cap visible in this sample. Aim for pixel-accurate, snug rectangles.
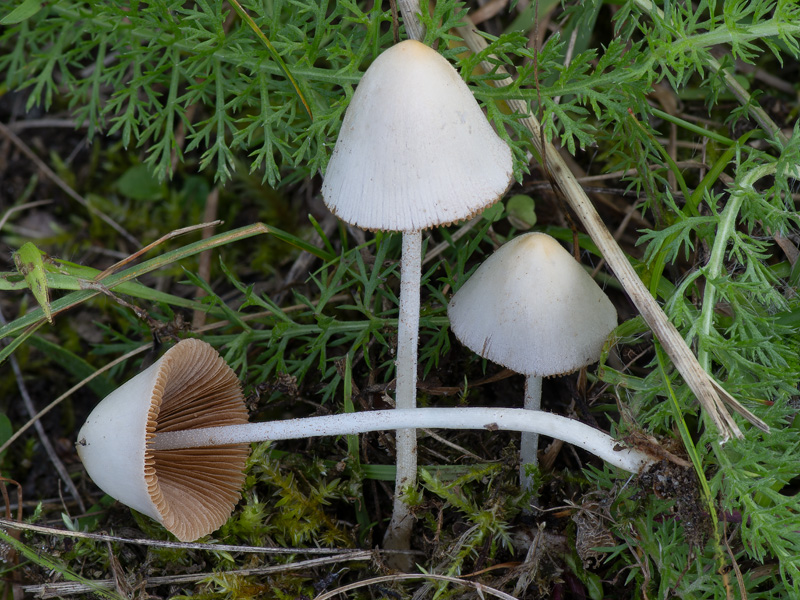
[76,339,250,542]
[321,39,513,232]
[447,233,618,376]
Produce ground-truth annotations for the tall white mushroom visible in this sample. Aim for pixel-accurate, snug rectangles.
[447,233,618,491]
[321,39,513,556]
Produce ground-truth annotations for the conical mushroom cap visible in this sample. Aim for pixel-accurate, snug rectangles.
[447,233,617,376]
[76,339,249,542]
[321,40,513,232]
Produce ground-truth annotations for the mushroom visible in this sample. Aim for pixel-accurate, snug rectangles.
[321,39,513,552]
[447,233,618,491]
[78,340,651,543]
[76,338,250,542]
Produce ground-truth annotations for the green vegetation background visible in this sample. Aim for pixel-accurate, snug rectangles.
[1,0,800,598]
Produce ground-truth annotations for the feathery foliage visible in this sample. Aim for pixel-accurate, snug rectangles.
[2,0,800,597]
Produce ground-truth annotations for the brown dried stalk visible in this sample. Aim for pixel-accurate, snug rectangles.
[454,24,768,439]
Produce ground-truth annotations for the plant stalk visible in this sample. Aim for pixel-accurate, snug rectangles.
[383,232,422,562]
[397,0,425,41]
[519,375,543,491]
[697,164,777,370]
[151,407,653,474]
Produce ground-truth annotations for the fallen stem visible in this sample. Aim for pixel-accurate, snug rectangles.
[0,517,377,555]
[22,553,374,600]
[314,572,519,600]
[151,407,653,474]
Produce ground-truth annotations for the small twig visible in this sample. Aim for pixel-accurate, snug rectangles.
[422,216,482,266]
[532,0,545,174]
[721,516,747,600]
[21,552,375,599]
[389,0,399,44]
[79,280,153,323]
[0,121,140,247]
[735,60,796,94]
[105,541,131,598]
[0,200,53,232]
[314,573,520,600]
[0,517,385,556]
[552,26,579,106]
[560,160,707,184]
[0,479,23,523]
[192,190,220,329]
[418,368,515,396]
[469,0,509,26]
[0,477,23,600]
[419,428,486,462]
[95,221,223,280]
[1,497,74,512]
[0,308,86,513]
[7,119,89,131]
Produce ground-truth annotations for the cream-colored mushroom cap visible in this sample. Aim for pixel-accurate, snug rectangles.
[76,339,250,542]
[321,39,513,232]
[447,233,617,376]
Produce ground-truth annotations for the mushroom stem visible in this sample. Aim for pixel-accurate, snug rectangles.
[520,375,543,491]
[385,231,422,557]
[150,407,652,474]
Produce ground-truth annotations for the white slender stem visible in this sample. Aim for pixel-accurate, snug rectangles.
[151,407,652,474]
[384,231,422,557]
[519,375,542,491]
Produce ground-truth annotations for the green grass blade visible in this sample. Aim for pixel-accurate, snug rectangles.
[13,242,52,324]
[655,344,728,578]
[227,0,313,120]
[0,224,271,357]
[0,528,123,599]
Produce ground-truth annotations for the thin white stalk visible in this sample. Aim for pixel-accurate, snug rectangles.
[384,231,421,560]
[519,375,542,491]
[151,407,653,474]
